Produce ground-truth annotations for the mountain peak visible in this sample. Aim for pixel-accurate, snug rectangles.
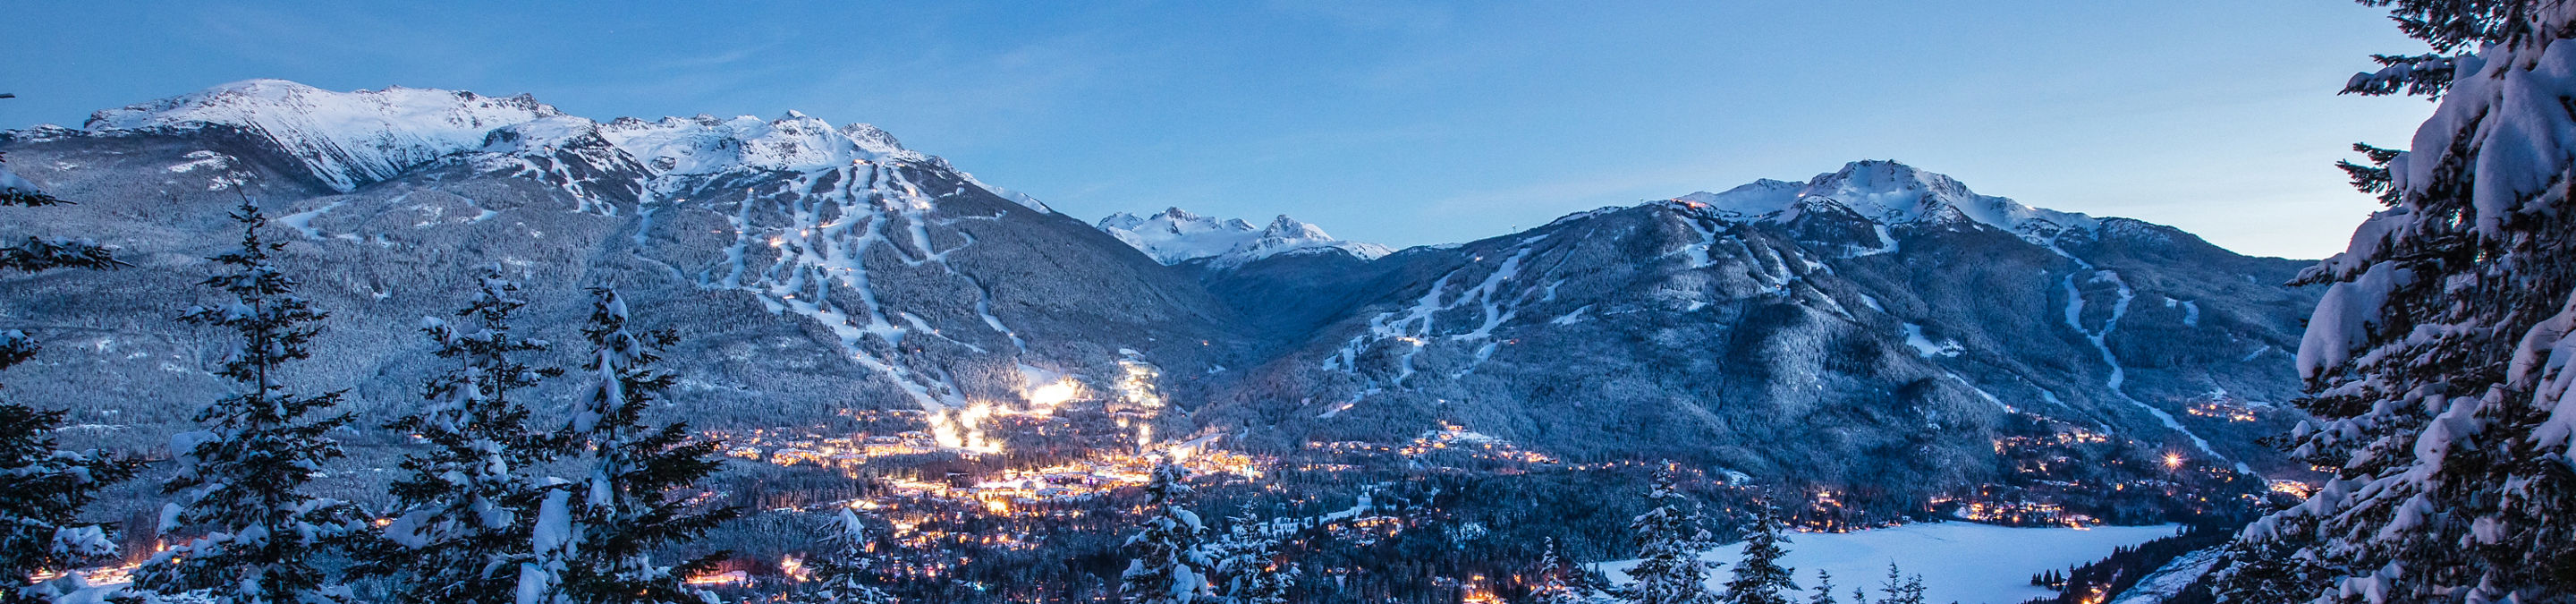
[595,112,925,176]
[1673,160,2097,242]
[55,80,1055,208]
[84,79,564,191]
[1096,208,1390,268]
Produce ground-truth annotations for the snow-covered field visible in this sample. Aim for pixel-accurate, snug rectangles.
[1598,523,2181,604]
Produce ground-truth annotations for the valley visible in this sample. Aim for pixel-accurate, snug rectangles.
[0,81,2315,603]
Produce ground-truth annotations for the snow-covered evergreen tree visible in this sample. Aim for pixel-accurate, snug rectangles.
[1808,571,1837,604]
[2209,533,2322,604]
[1626,464,1716,604]
[0,401,139,604]
[1873,565,1922,604]
[1531,539,1585,604]
[1721,502,1795,604]
[359,267,563,604]
[530,288,740,604]
[0,151,140,604]
[1208,508,1289,604]
[2216,1,2576,601]
[788,508,894,604]
[1121,459,1210,604]
[132,200,359,604]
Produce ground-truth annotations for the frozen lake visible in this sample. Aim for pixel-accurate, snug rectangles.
[1600,522,2182,604]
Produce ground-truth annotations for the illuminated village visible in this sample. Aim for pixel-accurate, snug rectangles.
[21,354,2302,604]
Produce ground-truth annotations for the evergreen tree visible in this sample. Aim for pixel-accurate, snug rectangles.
[358,267,563,604]
[1625,464,1716,604]
[1531,539,1585,604]
[132,200,359,604]
[0,152,140,604]
[1874,565,1922,604]
[1807,571,1836,604]
[1208,509,1289,604]
[531,288,741,604]
[1121,459,1210,604]
[2216,1,2576,601]
[0,403,138,604]
[1721,502,1796,604]
[788,508,894,604]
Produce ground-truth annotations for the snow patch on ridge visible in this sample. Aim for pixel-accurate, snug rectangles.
[1903,322,1964,357]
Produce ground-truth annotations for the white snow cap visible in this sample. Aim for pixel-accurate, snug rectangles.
[478,115,611,155]
[1674,160,2098,241]
[596,112,928,175]
[86,79,564,192]
[74,80,1051,210]
[1097,208,1392,268]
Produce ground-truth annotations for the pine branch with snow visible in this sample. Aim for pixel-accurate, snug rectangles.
[131,200,360,604]
[2207,528,2323,604]
[0,153,123,276]
[356,267,564,604]
[0,153,69,209]
[2341,54,2459,98]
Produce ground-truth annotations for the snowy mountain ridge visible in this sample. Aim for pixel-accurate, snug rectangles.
[70,79,1048,211]
[83,79,564,192]
[2,80,2323,506]
[1675,159,2098,242]
[1097,208,1392,268]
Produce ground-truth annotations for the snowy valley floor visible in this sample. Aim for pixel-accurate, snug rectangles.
[1598,522,2182,604]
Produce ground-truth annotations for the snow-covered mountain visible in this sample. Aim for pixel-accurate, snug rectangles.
[82,80,564,192]
[1675,159,2098,244]
[1195,160,2318,489]
[65,80,1052,214]
[0,81,2318,502]
[4,80,1238,446]
[1096,208,1390,268]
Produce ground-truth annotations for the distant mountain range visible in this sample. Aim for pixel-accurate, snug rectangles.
[0,81,2317,498]
[1097,208,1389,268]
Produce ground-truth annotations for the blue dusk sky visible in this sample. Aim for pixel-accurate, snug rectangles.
[3,2,2436,259]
